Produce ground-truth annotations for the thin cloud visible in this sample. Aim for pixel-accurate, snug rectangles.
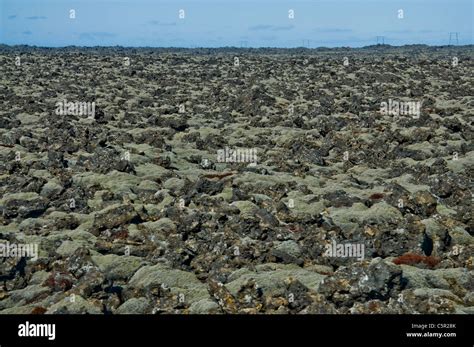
[385,29,438,34]
[8,15,17,20]
[26,16,47,20]
[249,24,295,31]
[149,20,177,26]
[272,25,294,31]
[249,25,273,31]
[314,27,353,33]
[22,31,32,35]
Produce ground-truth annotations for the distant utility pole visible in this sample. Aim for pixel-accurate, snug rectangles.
[302,39,311,48]
[376,36,385,45]
[449,32,459,45]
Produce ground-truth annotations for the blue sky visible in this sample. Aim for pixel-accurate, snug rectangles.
[0,0,472,47]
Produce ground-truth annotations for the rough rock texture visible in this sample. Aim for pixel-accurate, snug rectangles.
[0,45,473,314]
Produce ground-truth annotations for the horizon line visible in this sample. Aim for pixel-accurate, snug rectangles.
[1,43,473,50]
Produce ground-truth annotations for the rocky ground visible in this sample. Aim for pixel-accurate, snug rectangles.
[0,45,473,314]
